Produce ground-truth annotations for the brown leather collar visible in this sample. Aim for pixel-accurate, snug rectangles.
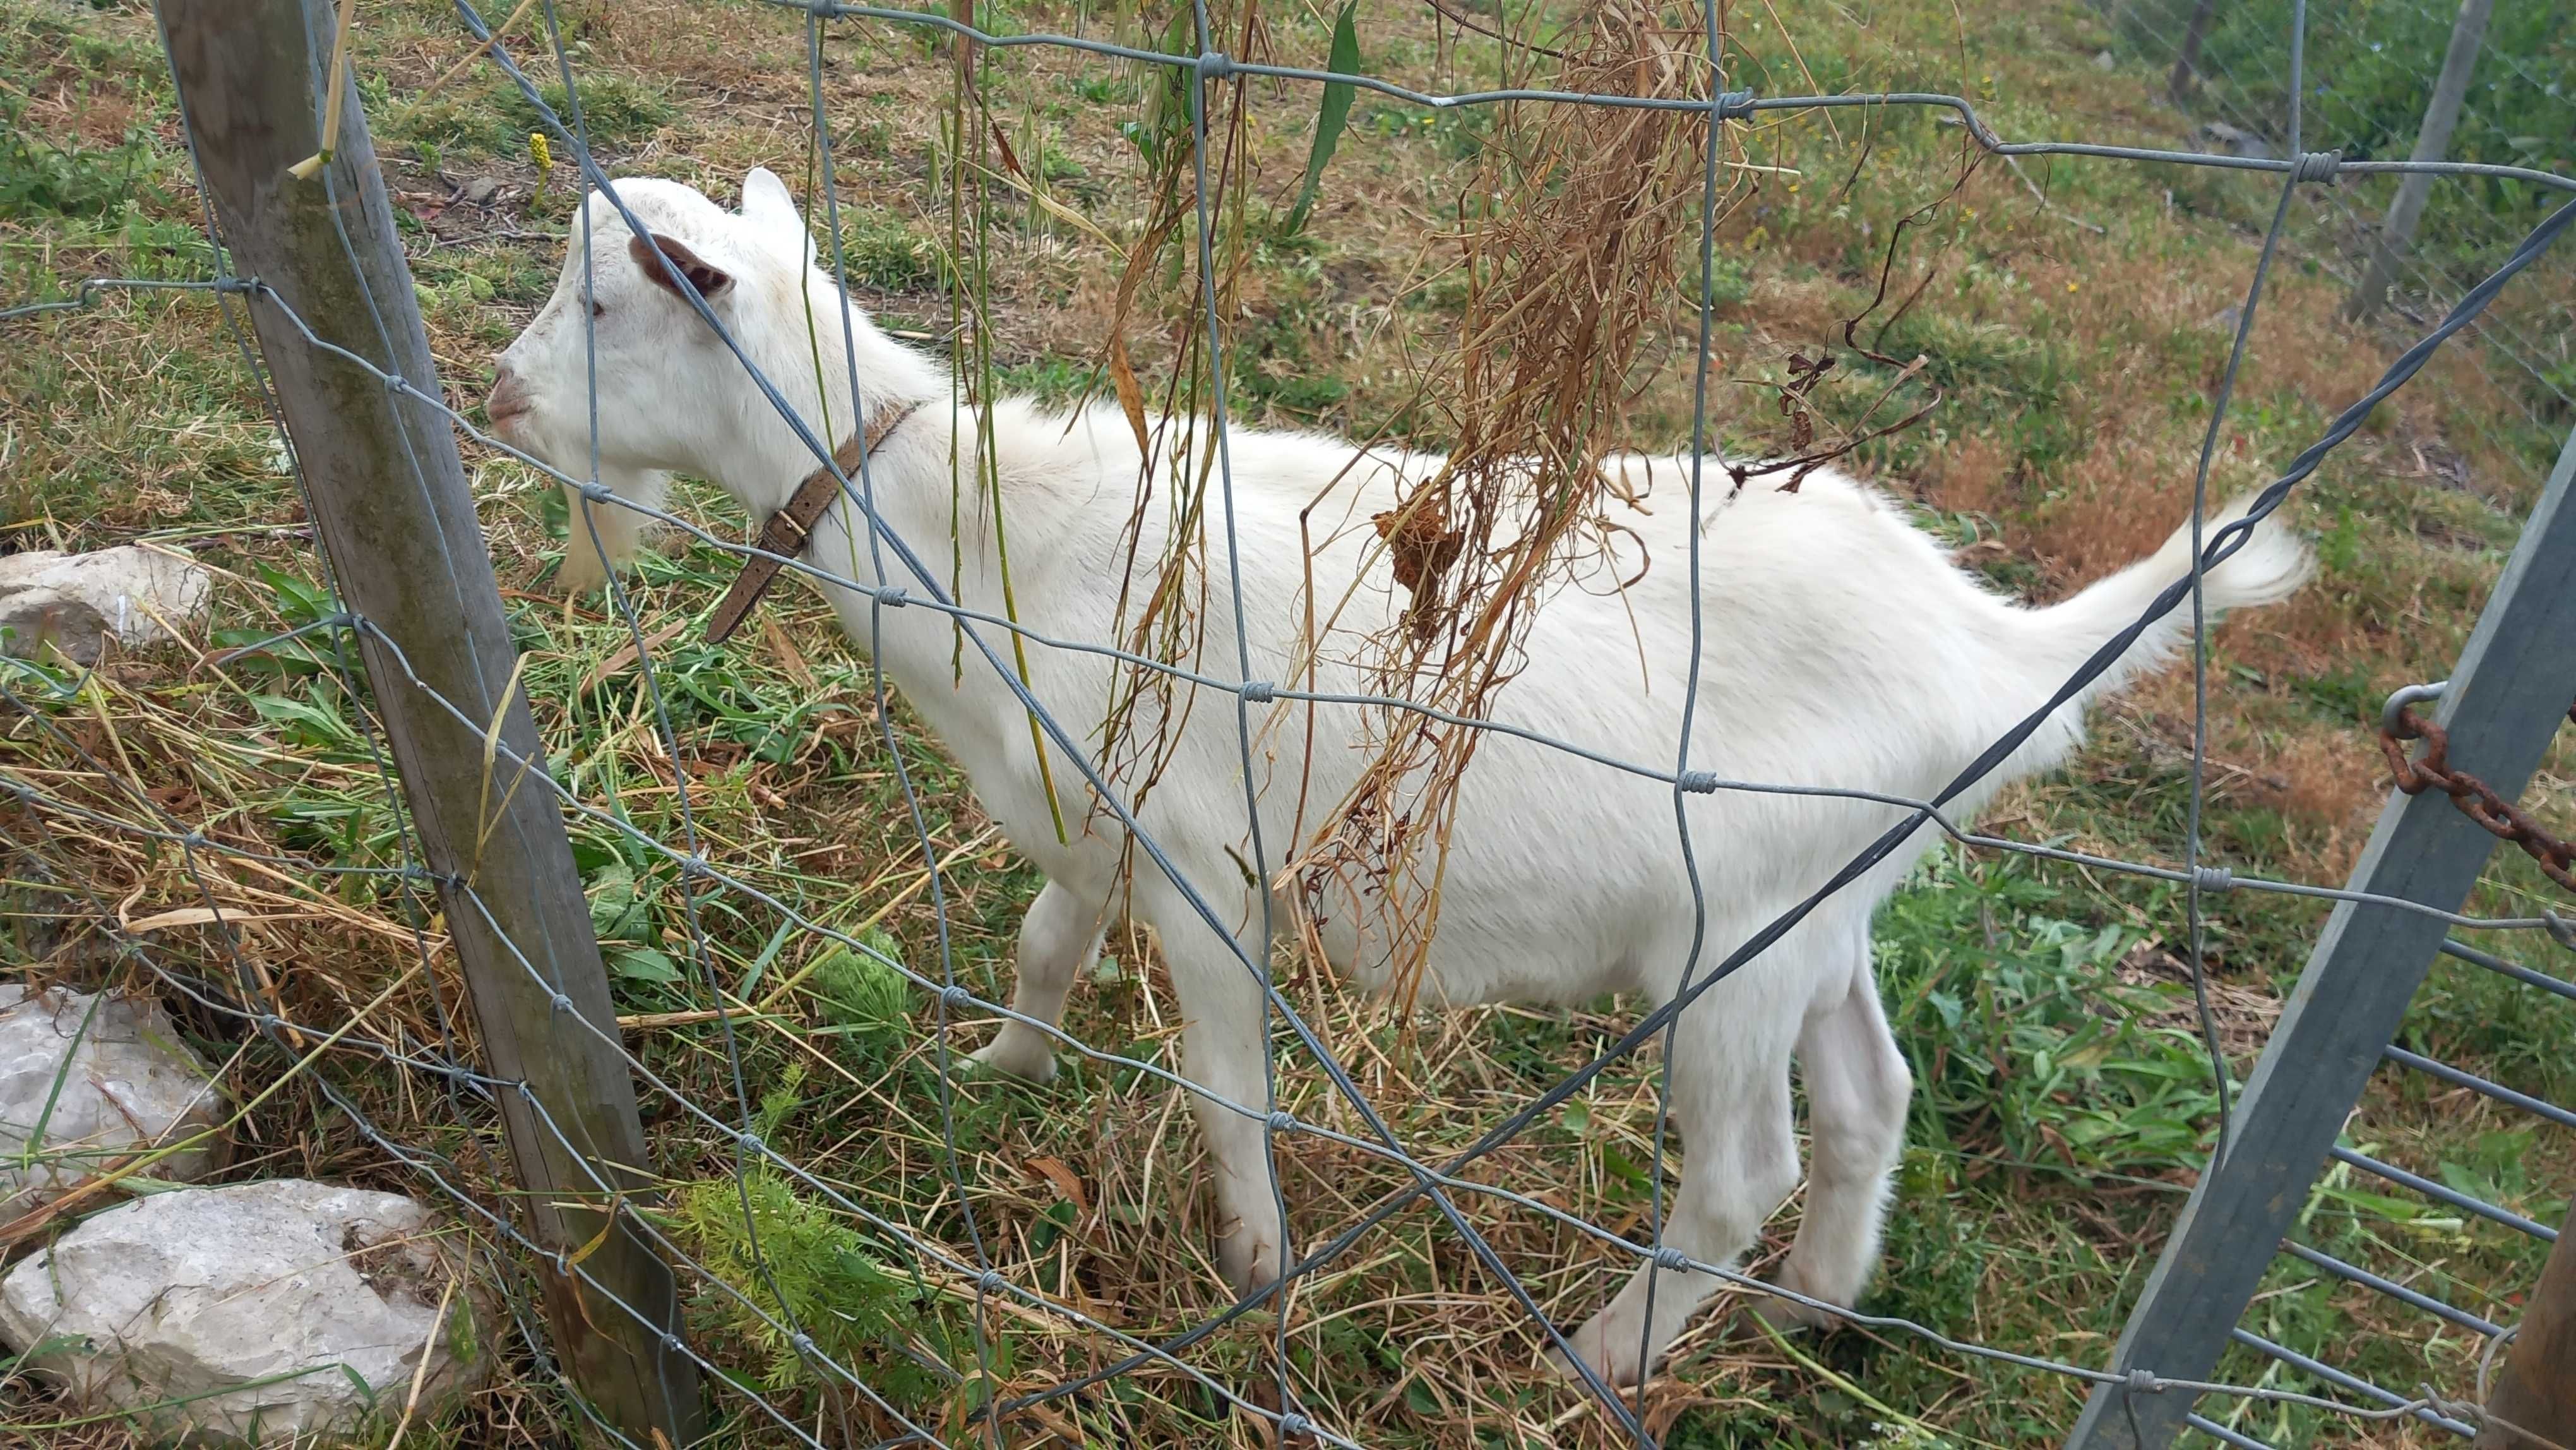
[704,400,922,645]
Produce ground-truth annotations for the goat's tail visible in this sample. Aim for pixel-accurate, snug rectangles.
[1923,494,2311,810]
[2022,493,2313,712]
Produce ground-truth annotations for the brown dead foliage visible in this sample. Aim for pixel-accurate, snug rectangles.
[1282,0,1729,1002]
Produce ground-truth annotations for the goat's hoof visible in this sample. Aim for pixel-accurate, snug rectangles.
[963,1034,1059,1084]
[555,550,607,597]
[1726,1285,1841,1342]
[1215,1226,1291,1302]
[1546,1312,1649,1390]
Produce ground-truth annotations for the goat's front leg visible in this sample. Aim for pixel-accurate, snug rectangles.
[967,877,1109,1082]
[559,466,669,594]
[1138,873,1291,1296]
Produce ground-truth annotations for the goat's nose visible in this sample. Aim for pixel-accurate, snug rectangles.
[487,360,530,425]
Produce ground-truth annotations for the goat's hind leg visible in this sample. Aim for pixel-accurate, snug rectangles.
[1753,918,1912,1332]
[1552,1005,1802,1387]
[967,877,1109,1082]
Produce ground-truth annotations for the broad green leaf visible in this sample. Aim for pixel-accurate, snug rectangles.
[611,947,683,984]
[585,861,638,940]
[1284,3,1358,235]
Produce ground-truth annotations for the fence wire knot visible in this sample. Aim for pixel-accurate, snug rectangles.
[939,984,974,1012]
[2547,910,2575,950]
[1196,51,1233,81]
[2191,865,2235,894]
[737,1130,764,1153]
[1650,1245,1693,1273]
[2423,1386,2480,1424]
[788,1333,817,1358]
[1265,1110,1298,1133]
[1240,680,1277,704]
[1715,88,1756,121]
[976,1269,1008,1294]
[549,991,574,1014]
[2126,1367,2162,1393]
[1278,1413,1313,1437]
[2292,150,2343,183]
[1678,769,1720,794]
[871,584,909,608]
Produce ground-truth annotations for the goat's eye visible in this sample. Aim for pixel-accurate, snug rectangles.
[589,301,607,319]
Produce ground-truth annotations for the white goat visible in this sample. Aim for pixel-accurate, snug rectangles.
[490,169,2311,1386]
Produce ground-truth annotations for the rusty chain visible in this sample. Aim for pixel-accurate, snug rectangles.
[2379,689,2576,894]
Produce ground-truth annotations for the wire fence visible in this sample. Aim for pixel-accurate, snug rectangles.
[3,0,2574,1446]
[2106,0,2574,497]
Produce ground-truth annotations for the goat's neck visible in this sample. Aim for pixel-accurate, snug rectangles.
[717,284,943,519]
[793,392,1070,788]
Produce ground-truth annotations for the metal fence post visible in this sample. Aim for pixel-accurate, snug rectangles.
[2479,1196,2576,1447]
[2065,422,2576,1450]
[2344,0,2495,320]
[153,0,703,1440]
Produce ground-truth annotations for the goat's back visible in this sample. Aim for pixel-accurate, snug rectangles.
[951,407,2077,1004]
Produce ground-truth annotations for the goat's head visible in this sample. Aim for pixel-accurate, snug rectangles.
[489,168,839,507]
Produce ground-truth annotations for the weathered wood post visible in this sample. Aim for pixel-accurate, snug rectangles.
[2344,0,2495,321]
[2479,1199,2576,1448]
[153,0,703,1440]
[2167,0,2222,105]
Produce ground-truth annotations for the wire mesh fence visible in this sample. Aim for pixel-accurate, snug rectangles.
[2104,0,2573,503]
[3,0,2574,1446]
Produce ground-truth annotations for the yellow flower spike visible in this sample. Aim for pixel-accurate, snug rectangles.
[528,132,553,208]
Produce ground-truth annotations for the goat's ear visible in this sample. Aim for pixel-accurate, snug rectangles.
[627,231,733,303]
[740,167,802,231]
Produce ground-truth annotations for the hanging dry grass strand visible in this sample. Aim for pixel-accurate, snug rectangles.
[1287,0,1732,1005]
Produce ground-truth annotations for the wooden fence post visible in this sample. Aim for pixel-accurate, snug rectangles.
[153,0,703,1440]
[2479,1199,2576,1448]
[2168,0,2222,105]
[2344,0,2495,321]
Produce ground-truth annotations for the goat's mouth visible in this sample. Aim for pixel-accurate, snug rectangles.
[485,397,533,442]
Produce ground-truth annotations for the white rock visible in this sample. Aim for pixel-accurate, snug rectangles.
[0,546,212,664]
[0,1181,490,1443]
[2193,120,2275,160]
[0,985,225,1217]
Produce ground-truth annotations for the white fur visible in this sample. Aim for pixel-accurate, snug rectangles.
[491,171,2311,1386]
